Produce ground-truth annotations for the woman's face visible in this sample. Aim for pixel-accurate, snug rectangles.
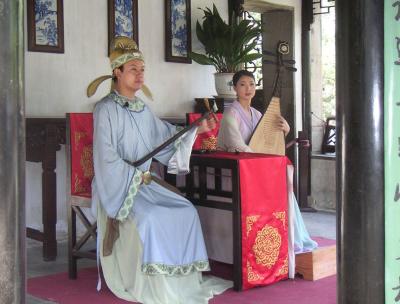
[234,75,256,102]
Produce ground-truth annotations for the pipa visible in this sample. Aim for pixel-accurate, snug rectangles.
[248,41,297,156]
[249,96,285,155]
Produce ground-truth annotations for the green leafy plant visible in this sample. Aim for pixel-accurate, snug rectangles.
[190,5,262,73]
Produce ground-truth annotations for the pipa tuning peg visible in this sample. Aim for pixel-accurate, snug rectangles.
[285,66,297,72]
[262,50,276,56]
[283,59,296,64]
[278,41,290,55]
[263,59,276,65]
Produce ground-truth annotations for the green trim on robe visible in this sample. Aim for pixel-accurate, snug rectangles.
[142,260,210,276]
[116,169,143,221]
[109,91,145,112]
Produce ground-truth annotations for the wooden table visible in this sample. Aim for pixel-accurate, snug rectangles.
[178,152,289,291]
[26,118,66,261]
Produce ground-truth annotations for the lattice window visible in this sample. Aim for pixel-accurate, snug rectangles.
[313,0,335,15]
[243,11,263,89]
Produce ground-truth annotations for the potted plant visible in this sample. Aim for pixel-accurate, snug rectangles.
[190,4,262,97]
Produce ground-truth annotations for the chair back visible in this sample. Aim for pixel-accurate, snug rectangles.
[186,113,223,150]
[66,113,94,200]
[66,113,96,278]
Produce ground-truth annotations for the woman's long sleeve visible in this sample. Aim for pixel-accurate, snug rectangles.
[217,111,253,152]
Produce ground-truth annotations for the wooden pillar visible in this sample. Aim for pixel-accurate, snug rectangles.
[336,0,384,303]
[0,0,25,303]
[301,0,313,141]
[301,0,314,208]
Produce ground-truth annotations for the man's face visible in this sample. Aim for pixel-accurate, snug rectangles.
[115,60,145,93]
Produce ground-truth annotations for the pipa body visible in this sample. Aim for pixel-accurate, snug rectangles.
[249,96,285,155]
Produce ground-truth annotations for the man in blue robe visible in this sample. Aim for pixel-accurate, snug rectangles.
[87,36,232,303]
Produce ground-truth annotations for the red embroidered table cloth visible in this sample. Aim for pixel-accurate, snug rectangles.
[192,152,289,289]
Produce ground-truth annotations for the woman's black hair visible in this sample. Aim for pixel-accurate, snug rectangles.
[232,70,255,86]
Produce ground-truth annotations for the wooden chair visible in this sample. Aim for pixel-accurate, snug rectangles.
[66,113,97,279]
[162,113,223,187]
[321,117,336,154]
[66,114,189,277]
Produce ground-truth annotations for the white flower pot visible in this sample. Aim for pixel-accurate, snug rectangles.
[214,73,236,98]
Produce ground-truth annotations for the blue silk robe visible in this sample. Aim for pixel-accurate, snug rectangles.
[91,91,231,303]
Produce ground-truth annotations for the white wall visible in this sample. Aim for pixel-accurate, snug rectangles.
[25,0,228,238]
[25,0,228,118]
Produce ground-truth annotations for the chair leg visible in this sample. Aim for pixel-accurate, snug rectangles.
[69,257,78,279]
[68,204,78,279]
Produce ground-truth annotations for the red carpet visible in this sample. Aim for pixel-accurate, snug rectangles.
[28,237,336,304]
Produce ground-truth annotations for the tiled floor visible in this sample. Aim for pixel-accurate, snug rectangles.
[27,210,336,304]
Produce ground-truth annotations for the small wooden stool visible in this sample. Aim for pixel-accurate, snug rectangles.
[295,245,336,280]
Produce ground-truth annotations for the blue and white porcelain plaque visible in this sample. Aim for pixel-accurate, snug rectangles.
[171,0,187,57]
[34,0,58,46]
[115,0,133,38]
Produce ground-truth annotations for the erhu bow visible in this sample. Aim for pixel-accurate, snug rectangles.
[126,99,218,167]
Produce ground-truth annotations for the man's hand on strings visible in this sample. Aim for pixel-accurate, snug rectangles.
[197,117,216,134]
[277,115,290,137]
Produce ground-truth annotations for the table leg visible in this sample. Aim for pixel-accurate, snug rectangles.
[41,125,58,261]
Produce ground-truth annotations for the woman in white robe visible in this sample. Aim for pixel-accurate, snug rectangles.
[217,70,318,276]
[88,36,232,304]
